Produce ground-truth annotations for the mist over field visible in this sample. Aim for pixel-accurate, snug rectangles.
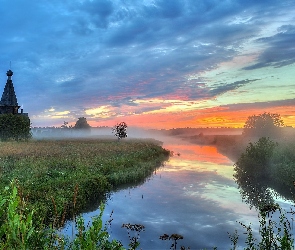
[31,126,244,139]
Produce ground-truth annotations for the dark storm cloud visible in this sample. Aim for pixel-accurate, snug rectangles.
[0,0,294,125]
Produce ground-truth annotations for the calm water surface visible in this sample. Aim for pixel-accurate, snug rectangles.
[62,137,294,249]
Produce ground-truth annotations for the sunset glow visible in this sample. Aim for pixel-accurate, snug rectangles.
[1,1,294,129]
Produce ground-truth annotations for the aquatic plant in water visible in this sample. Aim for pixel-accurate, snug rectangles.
[159,233,191,250]
[122,223,145,250]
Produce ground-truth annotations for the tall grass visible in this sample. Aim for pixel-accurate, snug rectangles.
[0,139,169,226]
[0,181,124,249]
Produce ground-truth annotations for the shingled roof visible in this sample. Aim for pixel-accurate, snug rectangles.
[0,70,18,106]
[0,70,21,114]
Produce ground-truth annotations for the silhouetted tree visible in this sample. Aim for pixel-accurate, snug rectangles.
[61,121,69,129]
[112,122,127,140]
[0,114,31,141]
[243,112,284,138]
[74,117,91,129]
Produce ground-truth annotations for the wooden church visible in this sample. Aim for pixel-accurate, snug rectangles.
[0,69,28,116]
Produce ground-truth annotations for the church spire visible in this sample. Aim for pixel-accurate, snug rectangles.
[0,69,20,114]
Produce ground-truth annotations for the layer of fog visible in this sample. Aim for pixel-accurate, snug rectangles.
[31,126,243,141]
[31,127,170,142]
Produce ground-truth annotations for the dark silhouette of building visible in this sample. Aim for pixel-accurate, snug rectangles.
[0,69,28,116]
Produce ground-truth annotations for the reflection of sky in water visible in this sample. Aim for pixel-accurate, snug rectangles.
[62,139,295,249]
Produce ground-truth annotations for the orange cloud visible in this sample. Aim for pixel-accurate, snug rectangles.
[89,100,295,129]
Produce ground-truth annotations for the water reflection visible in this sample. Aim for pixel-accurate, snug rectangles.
[167,143,231,164]
[233,137,295,211]
[62,139,261,249]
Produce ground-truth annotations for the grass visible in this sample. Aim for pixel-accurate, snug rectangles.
[0,138,170,226]
[1,135,295,249]
[0,182,125,249]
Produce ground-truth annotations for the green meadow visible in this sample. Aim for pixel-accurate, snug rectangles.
[0,139,170,226]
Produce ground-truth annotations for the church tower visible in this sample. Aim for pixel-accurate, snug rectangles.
[0,69,27,115]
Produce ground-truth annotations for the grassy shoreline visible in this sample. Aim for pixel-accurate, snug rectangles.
[0,138,170,226]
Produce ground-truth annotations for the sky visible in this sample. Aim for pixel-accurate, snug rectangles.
[0,0,294,129]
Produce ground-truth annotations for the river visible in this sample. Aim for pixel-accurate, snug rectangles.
[61,135,295,249]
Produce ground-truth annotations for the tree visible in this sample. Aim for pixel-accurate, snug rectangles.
[74,117,91,129]
[233,137,278,208]
[61,121,73,129]
[243,112,284,138]
[0,114,31,141]
[112,122,127,140]
[61,121,68,129]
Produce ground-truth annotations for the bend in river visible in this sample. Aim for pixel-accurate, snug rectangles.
[62,135,295,249]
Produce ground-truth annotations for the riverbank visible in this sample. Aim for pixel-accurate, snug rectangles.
[0,138,170,226]
[181,131,295,204]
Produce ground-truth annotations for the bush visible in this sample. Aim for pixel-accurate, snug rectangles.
[233,137,278,208]
[234,137,277,180]
[269,142,295,198]
[0,114,31,141]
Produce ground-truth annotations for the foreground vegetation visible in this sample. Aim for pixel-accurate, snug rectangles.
[1,181,194,249]
[228,204,294,250]
[0,181,125,249]
[0,139,169,228]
